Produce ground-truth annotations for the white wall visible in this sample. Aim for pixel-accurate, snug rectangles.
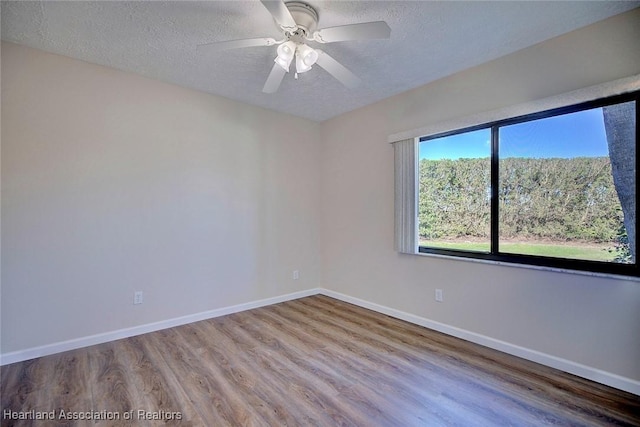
[1,42,321,353]
[320,9,640,383]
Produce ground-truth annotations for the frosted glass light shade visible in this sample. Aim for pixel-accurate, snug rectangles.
[275,41,296,72]
[295,44,318,73]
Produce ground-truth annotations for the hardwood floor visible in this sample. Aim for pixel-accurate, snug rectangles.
[2,295,639,426]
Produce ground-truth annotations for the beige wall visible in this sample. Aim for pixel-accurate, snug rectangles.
[1,42,321,352]
[320,9,640,381]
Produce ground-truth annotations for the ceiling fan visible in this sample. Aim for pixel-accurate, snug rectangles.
[197,0,391,93]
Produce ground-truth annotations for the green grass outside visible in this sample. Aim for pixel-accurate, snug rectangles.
[420,240,616,262]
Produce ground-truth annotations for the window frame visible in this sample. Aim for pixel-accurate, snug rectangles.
[417,91,639,277]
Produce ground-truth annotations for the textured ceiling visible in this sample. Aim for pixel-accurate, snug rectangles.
[2,1,638,122]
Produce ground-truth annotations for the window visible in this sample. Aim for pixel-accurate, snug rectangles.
[417,92,638,276]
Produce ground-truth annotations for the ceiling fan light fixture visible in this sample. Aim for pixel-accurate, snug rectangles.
[275,54,293,72]
[198,0,391,94]
[275,40,296,71]
[295,43,318,73]
[300,44,319,66]
[277,40,296,58]
[295,53,312,73]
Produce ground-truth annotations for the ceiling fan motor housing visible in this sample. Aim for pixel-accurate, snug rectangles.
[285,1,319,36]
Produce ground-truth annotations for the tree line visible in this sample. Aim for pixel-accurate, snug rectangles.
[419,156,624,243]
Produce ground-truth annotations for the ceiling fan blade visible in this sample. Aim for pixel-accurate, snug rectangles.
[260,0,297,31]
[315,50,361,89]
[197,37,277,53]
[262,63,287,93]
[313,21,391,43]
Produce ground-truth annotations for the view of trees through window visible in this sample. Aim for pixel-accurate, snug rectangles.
[419,129,491,252]
[419,99,636,267]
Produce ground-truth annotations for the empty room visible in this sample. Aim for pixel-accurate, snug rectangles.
[1,1,639,425]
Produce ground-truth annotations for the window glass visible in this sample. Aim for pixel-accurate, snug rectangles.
[419,129,491,252]
[498,103,635,263]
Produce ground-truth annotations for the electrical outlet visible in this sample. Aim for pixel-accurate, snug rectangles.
[134,291,143,305]
[293,270,300,280]
[435,289,443,302]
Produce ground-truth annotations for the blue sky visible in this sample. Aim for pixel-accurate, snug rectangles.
[419,107,610,160]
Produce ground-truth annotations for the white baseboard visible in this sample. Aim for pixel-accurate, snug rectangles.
[318,289,640,396]
[0,288,321,366]
[2,286,638,396]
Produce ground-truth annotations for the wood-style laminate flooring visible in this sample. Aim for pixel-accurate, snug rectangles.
[2,295,639,426]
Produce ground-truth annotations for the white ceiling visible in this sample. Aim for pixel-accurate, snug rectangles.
[2,1,638,122]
